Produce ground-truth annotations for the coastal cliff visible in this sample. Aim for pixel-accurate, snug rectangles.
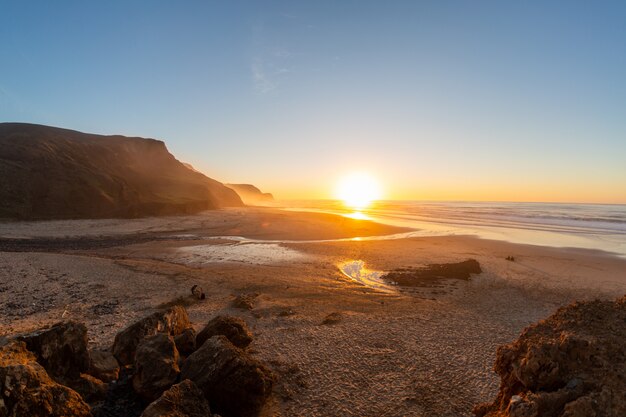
[0,123,243,219]
[225,183,274,205]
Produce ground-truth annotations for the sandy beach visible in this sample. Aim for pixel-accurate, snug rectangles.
[1,207,625,416]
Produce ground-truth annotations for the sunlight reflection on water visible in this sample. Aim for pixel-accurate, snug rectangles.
[338,260,395,292]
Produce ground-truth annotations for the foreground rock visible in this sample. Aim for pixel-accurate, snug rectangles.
[0,122,243,220]
[174,328,197,356]
[196,315,253,349]
[0,339,92,417]
[17,321,90,381]
[133,334,181,401]
[474,295,626,417]
[141,380,212,417]
[181,336,273,417]
[113,306,191,365]
[88,350,120,383]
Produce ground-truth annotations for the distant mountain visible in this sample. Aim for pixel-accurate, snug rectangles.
[0,123,243,219]
[225,184,274,205]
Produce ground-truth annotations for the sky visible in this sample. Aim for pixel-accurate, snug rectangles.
[1,1,626,203]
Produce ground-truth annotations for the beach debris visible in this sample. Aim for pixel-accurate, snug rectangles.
[196,315,253,349]
[88,349,120,382]
[174,327,197,356]
[321,312,342,325]
[140,379,213,417]
[474,295,626,417]
[0,340,92,417]
[381,258,482,287]
[232,292,258,310]
[112,305,191,365]
[132,333,181,402]
[16,320,90,382]
[191,284,206,300]
[505,256,515,262]
[180,335,274,417]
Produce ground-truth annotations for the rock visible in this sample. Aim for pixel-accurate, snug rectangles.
[191,285,206,300]
[382,258,482,287]
[174,328,197,357]
[140,379,212,417]
[0,339,92,417]
[112,306,190,365]
[88,350,120,382]
[69,373,108,404]
[16,320,90,382]
[133,333,181,402]
[474,295,626,417]
[321,312,342,325]
[180,336,274,417]
[232,293,257,310]
[196,316,253,349]
[91,366,145,417]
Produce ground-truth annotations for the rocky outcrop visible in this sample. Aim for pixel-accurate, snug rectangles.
[181,335,274,417]
[174,328,197,357]
[474,296,626,417]
[17,321,90,381]
[196,316,253,349]
[140,380,212,417]
[382,258,482,287]
[88,350,120,383]
[0,339,92,417]
[225,184,274,206]
[0,122,243,220]
[112,306,191,365]
[133,334,181,402]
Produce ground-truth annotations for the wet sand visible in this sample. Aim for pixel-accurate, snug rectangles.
[1,207,625,416]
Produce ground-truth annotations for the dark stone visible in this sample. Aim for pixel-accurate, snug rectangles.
[180,336,274,417]
[112,306,190,365]
[232,293,257,310]
[0,340,91,417]
[174,328,197,356]
[133,334,180,402]
[196,316,253,349]
[69,373,108,404]
[88,350,120,383]
[321,312,342,325]
[382,258,482,287]
[140,379,212,417]
[16,320,90,382]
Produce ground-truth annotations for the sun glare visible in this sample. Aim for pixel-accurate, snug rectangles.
[335,172,382,209]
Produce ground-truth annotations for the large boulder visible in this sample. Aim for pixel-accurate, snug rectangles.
[88,349,120,382]
[0,339,92,417]
[180,335,273,417]
[196,316,253,349]
[112,306,190,365]
[474,296,626,417]
[133,333,181,402]
[16,321,90,381]
[141,379,212,417]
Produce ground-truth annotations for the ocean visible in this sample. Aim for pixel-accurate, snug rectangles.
[281,200,626,257]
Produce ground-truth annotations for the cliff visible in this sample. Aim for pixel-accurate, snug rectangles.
[0,123,243,219]
[225,183,274,205]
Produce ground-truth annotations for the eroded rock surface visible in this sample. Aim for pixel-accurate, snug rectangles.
[196,315,253,349]
[181,335,273,417]
[133,334,181,402]
[474,296,626,417]
[0,339,92,417]
[88,350,120,383]
[112,306,190,365]
[140,379,212,417]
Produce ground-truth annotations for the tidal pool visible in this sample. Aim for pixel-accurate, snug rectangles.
[177,242,309,265]
[338,260,395,292]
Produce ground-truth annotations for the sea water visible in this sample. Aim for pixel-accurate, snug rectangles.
[282,200,626,257]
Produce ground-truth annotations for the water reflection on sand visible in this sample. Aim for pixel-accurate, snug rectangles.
[338,260,395,292]
[177,242,308,265]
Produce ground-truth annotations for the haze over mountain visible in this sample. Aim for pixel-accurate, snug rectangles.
[225,184,274,206]
[0,123,243,220]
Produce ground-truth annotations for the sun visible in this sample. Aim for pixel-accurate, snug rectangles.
[335,172,382,209]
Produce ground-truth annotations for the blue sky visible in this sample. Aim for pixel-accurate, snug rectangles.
[1,1,625,202]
